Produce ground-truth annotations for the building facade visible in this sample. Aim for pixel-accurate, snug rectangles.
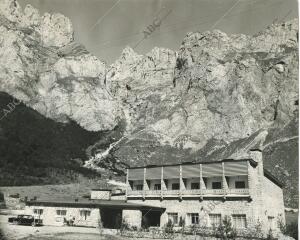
[125,150,285,234]
[24,150,285,235]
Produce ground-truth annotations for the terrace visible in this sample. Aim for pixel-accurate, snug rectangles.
[126,159,256,199]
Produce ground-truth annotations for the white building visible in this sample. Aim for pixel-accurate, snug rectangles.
[124,149,285,234]
[25,149,285,235]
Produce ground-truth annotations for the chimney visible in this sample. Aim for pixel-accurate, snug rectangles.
[75,198,78,202]
[249,148,263,176]
[90,189,111,200]
[24,196,28,202]
[33,196,37,201]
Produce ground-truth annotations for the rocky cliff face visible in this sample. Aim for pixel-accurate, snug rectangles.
[0,0,298,207]
[0,0,118,131]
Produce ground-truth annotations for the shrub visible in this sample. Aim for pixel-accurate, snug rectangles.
[131,226,138,231]
[189,226,214,236]
[0,230,5,240]
[120,218,130,233]
[190,224,199,235]
[179,216,185,227]
[179,216,185,232]
[164,219,174,233]
[98,219,103,235]
[240,220,264,239]
[214,216,237,239]
[266,229,275,240]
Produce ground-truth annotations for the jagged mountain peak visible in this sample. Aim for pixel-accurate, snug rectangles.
[0,0,73,47]
[120,46,140,58]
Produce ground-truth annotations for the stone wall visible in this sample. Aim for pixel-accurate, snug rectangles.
[122,209,142,228]
[128,198,258,229]
[261,176,285,231]
[249,150,285,234]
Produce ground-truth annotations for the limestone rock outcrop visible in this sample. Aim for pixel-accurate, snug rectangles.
[0,0,118,131]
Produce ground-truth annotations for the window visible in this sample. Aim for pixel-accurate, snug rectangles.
[33,209,43,215]
[167,213,178,225]
[154,184,161,190]
[235,181,246,189]
[80,210,91,220]
[188,213,199,225]
[209,214,221,227]
[232,214,247,228]
[56,210,67,216]
[191,182,200,189]
[212,182,222,189]
[135,184,143,190]
[172,183,180,190]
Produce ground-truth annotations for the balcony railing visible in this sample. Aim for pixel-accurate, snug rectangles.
[144,190,161,196]
[204,189,225,195]
[227,188,250,195]
[127,188,250,197]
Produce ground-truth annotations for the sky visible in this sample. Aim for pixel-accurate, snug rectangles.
[19,0,298,64]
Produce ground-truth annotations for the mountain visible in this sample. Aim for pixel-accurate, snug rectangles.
[0,0,298,207]
[0,91,105,185]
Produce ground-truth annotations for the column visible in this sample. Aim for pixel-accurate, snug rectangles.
[179,165,184,199]
[143,168,149,199]
[161,167,167,199]
[199,164,204,201]
[200,164,206,190]
[126,168,129,199]
[249,150,265,230]
[222,162,228,194]
[247,161,252,197]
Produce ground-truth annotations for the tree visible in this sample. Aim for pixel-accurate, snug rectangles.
[214,216,237,240]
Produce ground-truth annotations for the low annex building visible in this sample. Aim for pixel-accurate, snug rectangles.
[25,189,164,228]
[25,149,285,234]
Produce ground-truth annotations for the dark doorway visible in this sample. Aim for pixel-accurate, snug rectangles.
[142,210,161,228]
[100,208,122,229]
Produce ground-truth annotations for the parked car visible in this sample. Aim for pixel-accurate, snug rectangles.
[8,215,43,226]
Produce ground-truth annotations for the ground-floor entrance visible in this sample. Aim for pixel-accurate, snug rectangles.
[100,208,122,229]
[141,210,161,228]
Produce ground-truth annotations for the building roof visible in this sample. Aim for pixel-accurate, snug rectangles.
[127,158,257,169]
[91,189,112,191]
[264,169,284,188]
[25,198,164,211]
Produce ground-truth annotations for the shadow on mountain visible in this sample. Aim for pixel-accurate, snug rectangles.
[0,92,115,186]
